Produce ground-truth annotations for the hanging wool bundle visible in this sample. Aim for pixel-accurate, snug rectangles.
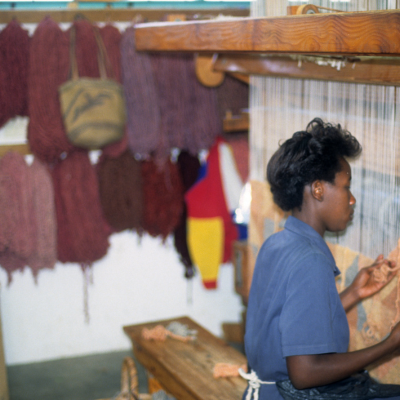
[150,53,192,159]
[29,158,57,278]
[96,150,143,233]
[173,151,201,279]
[216,74,249,122]
[27,17,75,163]
[141,158,184,240]
[180,55,222,155]
[121,27,161,158]
[0,20,30,128]
[52,151,110,264]
[0,152,36,282]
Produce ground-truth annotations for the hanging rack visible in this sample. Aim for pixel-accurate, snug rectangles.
[133,8,400,86]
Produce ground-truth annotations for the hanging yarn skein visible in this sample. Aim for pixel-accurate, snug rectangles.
[52,151,110,264]
[96,150,143,233]
[0,152,35,283]
[0,20,30,128]
[28,17,75,163]
[29,158,57,279]
[141,158,184,240]
[121,27,161,159]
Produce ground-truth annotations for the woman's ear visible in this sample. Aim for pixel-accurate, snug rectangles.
[311,181,324,201]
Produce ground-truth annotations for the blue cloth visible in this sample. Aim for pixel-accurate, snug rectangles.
[243,216,349,400]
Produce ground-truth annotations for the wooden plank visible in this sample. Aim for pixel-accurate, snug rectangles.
[123,316,247,400]
[0,8,249,24]
[214,54,400,85]
[0,144,31,158]
[134,10,400,56]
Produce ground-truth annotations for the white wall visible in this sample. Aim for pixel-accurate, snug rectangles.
[0,231,244,366]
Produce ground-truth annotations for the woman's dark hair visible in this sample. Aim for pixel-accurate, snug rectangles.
[267,118,362,211]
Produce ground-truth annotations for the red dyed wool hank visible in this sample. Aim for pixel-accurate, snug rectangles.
[141,159,184,240]
[0,152,36,283]
[121,27,161,159]
[29,158,57,278]
[96,150,143,233]
[0,20,30,128]
[52,151,110,264]
[27,17,75,163]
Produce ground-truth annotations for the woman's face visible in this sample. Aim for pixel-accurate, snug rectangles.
[320,158,356,233]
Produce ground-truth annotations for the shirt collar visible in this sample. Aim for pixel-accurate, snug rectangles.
[284,216,341,276]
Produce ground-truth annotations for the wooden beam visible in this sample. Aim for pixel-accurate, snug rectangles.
[0,8,249,24]
[134,10,400,56]
[214,54,400,86]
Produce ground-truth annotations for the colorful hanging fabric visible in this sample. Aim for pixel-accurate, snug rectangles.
[185,137,243,289]
[121,27,161,158]
[52,151,110,264]
[27,17,74,163]
[96,150,143,233]
[173,151,201,279]
[141,158,184,240]
[0,20,30,128]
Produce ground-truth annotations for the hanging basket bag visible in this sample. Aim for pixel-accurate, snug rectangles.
[58,25,126,149]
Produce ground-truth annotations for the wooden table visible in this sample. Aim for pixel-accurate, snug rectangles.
[123,316,247,400]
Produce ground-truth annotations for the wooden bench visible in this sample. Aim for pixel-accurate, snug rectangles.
[123,316,247,400]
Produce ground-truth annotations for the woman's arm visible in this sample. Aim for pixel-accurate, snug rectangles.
[340,255,396,312]
[286,325,400,389]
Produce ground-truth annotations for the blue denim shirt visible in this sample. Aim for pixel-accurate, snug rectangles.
[244,216,349,400]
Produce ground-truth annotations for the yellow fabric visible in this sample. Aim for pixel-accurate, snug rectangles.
[187,217,224,284]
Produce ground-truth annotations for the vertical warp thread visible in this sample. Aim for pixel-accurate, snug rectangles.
[0,20,30,128]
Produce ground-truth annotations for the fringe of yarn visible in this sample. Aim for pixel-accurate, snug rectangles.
[96,150,143,233]
[0,152,35,283]
[0,20,30,128]
[173,151,201,278]
[121,27,161,158]
[52,151,110,264]
[141,158,184,240]
[27,17,74,163]
[29,158,57,278]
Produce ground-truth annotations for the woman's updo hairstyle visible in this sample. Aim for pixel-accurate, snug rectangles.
[267,118,361,211]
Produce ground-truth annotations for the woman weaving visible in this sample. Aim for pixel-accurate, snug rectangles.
[242,118,400,400]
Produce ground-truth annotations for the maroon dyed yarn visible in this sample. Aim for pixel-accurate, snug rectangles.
[0,20,30,128]
[216,74,249,121]
[121,27,160,158]
[29,158,57,278]
[141,159,184,240]
[0,152,35,283]
[96,150,143,233]
[52,151,110,264]
[28,17,74,163]
[173,151,201,279]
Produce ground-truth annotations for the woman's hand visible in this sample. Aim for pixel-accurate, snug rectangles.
[340,255,396,311]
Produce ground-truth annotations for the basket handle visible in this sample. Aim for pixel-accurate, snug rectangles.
[68,23,115,81]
